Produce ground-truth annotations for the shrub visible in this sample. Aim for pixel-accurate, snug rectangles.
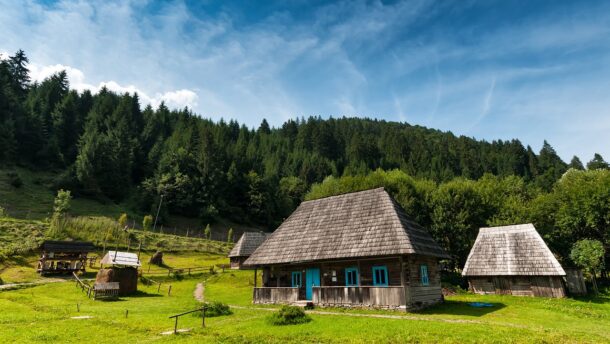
[142,215,153,231]
[267,305,312,326]
[7,171,23,188]
[0,206,7,218]
[202,301,232,317]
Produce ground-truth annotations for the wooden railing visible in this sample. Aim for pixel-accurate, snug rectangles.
[312,286,406,307]
[253,287,299,304]
[168,306,207,334]
[73,272,92,298]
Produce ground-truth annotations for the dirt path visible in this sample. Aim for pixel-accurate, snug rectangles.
[0,278,66,291]
[194,282,204,302]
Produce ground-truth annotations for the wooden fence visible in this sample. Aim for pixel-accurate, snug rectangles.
[312,286,406,307]
[168,306,207,334]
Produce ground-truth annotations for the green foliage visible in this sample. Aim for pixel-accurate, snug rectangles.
[6,171,22,188]
[227,227,234,243]
[118,213,128,227]
[306,168,610,268]
[197,301,232,317]
[0,207,6,218]
[52,189,72,216]
[204,224,211,240]
[571,240,605,273]
[142,214,153,231]
[267,305,312,326]
[587,153,609,170]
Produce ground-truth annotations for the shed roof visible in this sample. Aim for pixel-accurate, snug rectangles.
[100,251,141,267]
[462,224,565,276]
[228,232,269,258]
[41,240,95,253]
[244,188,448,266]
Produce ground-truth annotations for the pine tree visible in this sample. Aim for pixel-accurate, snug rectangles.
[586,153,609,170]
[568,156,585,170]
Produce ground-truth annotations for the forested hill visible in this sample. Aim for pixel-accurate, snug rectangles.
[1,50,608,228]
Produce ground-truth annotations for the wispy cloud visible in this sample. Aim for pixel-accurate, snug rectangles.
[0,0,609,161]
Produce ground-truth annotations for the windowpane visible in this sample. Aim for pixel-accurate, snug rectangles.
[345,267,358,286]
[420,265,429,286]
[372,266,388,286]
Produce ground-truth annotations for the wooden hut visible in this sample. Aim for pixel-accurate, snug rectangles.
[462,224,566,298]
[244,188,449,310]
[37,241,95,275]
[228,232,269,269]
[97,251,141,295]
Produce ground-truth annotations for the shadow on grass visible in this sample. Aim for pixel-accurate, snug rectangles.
[418,300,505,317]
[129,290,163,298]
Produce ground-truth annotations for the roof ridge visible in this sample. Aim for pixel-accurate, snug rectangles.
[301,187,385,204]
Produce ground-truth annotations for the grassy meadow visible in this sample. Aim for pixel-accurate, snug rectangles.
[0,253,608,344]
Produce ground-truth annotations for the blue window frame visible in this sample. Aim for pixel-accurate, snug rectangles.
[372,266,388,286]
[292,271,302,288]
[345,267,359,286]
[420,265,429,286]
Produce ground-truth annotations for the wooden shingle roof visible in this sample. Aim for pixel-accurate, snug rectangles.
[100,251,141,267]
[41,240,95,253]
[462,224,565,276]
[228,232,269,258]
[244,188,448,266]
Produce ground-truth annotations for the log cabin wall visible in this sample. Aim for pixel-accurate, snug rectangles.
[468,276,565,298]
[406,255,443,308]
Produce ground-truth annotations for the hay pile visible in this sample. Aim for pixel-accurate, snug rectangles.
[150,251,163,265]
[96,267,138,295]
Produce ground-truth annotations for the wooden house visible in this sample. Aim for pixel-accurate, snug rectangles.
[228,232,269,269]
[244,188,449,310]
[462,224,566,298]
[37,241,95,275]
[97,251,141,295]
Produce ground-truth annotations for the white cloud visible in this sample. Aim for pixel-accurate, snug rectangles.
[28,62,198,110]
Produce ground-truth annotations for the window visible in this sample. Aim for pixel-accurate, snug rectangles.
[420,264,429,286]
[372,266,388,286]
[345,267,359,286]
[292,271,302,288]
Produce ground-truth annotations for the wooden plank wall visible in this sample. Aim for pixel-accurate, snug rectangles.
[313,286,405,307]
[468,276,565,298]
[406,255,443,307]
[253,287,299,304]
[564,268,587,295]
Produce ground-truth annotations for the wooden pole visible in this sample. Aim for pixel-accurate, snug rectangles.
[400,255,410,311]
[254,268,258,288]
[168,285,172,296]
[174,317,178,334]
[202,307,206,328]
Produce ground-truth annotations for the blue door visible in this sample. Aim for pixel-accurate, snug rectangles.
[305,268,320,300]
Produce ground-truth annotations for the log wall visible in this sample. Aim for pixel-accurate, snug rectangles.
[253,287,299,304]
[468,276,565,298]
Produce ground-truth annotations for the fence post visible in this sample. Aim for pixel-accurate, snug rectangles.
[174,317,178,334]
[157,283,161,293]
[202,306,205,328]
[168,285,172,296]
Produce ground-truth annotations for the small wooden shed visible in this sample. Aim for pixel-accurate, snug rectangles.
[97,251,141,295]
[245,188,449,310]
[462,224,566,298]
[37,241,95,275]
[228,232,269,269]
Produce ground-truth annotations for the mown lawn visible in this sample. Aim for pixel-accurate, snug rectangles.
[0,267,608,343]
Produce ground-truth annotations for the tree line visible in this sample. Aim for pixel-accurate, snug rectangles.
[306,169,609,273]
[1,49,609,235]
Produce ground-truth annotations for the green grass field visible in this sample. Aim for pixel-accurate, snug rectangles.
[0,254,608,344]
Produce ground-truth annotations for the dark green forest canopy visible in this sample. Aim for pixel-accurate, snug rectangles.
[1,50,609,266]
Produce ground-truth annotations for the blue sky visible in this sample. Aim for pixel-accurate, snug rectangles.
[1,0,609,162]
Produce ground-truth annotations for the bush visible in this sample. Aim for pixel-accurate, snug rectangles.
[202,301,232,317]
[267,305,311,326]
[7,171,22,188]
[0,206,7,218]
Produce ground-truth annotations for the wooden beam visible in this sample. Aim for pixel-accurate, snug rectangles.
[254,268,258,288]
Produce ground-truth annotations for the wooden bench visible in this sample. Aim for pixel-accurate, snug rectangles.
[93,282,120,300]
